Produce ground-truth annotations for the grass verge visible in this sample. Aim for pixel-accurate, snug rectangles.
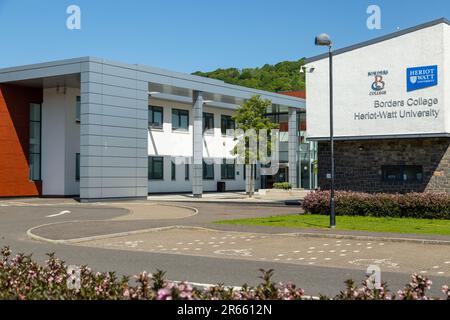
[214,214,450,236]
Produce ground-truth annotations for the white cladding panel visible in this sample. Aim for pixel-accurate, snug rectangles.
[42,88,80,196]
[306,23,448,139]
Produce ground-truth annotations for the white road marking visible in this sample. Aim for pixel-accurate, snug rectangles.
[46,210,71,218]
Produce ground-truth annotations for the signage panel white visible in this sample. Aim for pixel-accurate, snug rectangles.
[306,23,449,139]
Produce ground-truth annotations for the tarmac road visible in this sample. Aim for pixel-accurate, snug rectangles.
[0,198,449,297]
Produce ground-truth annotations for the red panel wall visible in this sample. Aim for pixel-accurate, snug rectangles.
[0,84,42,197]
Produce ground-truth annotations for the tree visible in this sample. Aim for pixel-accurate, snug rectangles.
[192,59,306,92]
[232,95,279,197]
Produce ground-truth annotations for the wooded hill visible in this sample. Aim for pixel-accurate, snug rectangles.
[192,59,305,93]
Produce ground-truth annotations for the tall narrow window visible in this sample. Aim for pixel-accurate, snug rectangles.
[75,96,81,123]
[171,160,176,181]
[76,153,80,181]
[203,112,214,133]
[203,160,215,180]
[221,115,235,135]
[185,163,190,181]
[29,103,41,181]
[221,159,236,180]
[148,157,164,180]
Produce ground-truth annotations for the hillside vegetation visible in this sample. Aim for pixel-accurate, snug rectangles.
[192,59,305,92]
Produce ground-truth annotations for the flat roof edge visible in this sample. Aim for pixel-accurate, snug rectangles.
[0,56,305,107]
[305,18,449,64]
[0,57,90,74]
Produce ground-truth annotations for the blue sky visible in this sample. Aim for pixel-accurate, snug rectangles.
[0,0,449,73]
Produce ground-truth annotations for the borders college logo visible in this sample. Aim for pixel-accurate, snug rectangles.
[371,75,385,91]
[407,65,438,92]
[368,70,388,96]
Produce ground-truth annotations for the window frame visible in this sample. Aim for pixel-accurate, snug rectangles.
[75,96,81,123]
[221,115,235,135]
[221,159,236,180]
[148,156,164,180]
[203,112,215,134]
[171,160,176,181]
[381,165,423,183]
[185,163,190,181]
[148,105,164,129]
[76,153,80,181]
[172,109,189,132]
[29,103,42,182]
[202,160,215,180]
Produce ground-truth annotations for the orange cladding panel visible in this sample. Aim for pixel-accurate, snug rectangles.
[0,84,42,197]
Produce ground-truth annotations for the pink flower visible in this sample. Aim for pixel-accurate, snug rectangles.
[157,288,172,300]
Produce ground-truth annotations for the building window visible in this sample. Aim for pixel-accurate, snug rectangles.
[76,153,80,181]
[171,161,176,181]
[149,106,163,128]
[148,156,164,180]
[221,115,235,135]
[382,165,423,183]
[203,112,214,133]
[185,163,190,181]
[75,96,81,123]
[29,103,41,181]
[221,159,236,180]
[172,109,189,131]
[203,161,215,180]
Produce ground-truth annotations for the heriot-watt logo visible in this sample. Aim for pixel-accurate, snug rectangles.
[407,65,438,92]
[368,70,388,96]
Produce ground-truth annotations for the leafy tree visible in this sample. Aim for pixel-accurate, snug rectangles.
[232,95,279,197]
[193,59,306,92]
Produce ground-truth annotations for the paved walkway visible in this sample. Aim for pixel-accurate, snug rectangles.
[147,190,309,204]
[75,227,450,277]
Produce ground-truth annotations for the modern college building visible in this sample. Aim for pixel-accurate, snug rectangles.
[4,19,448,202]
[306,18,450,193]
[0,57,316,201]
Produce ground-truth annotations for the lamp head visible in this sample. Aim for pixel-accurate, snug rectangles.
[315,33,332,47]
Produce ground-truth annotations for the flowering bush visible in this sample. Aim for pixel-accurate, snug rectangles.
[303,191,450,219]
[0,247,449,300]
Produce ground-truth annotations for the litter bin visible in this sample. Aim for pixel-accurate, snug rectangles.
[217,181,226,192]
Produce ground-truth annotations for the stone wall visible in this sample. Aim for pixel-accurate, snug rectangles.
[318,138,450,193]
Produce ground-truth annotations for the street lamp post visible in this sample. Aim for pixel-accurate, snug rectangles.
[315,33,336,229]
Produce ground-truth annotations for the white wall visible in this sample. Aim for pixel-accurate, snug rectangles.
[306,23,447,139]
[42,88,80,196]
[147,98,257,193]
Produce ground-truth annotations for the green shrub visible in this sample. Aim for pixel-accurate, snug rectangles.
[303,191,450,220]
[273,182,293,190]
